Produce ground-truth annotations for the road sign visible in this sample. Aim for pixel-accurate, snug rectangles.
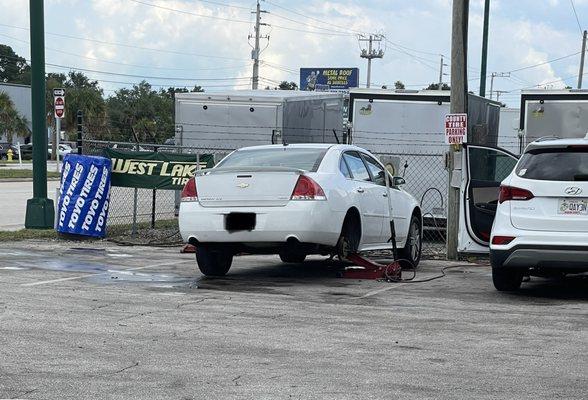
[54,96,65,118]
[444,113,467,144]
[54,88,65,119]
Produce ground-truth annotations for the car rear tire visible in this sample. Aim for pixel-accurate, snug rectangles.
[492,267,524,291]
[279,252,306,263]
[196,247,233,276]
[398,214,422,268]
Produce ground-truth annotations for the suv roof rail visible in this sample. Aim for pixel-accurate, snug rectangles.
[533,135,560,143]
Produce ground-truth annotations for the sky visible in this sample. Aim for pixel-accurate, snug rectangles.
[0,0,587,107]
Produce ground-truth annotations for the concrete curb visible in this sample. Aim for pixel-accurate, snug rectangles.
[0,178,61,182]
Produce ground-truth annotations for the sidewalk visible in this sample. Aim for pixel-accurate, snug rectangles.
[0,180,60,230]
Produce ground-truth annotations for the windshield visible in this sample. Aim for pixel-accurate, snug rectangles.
[216,147,327,172]
[516,147,588,181]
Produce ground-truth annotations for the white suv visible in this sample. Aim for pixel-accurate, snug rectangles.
[458,137,588,291]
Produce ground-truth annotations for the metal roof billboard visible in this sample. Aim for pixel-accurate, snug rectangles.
[300,68,359,92]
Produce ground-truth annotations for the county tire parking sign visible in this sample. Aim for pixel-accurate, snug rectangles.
[445,113,467,144]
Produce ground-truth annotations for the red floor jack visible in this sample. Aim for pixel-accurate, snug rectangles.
[341,176,403,281]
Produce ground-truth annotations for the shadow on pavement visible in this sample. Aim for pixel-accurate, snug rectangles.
[514,274,588,301]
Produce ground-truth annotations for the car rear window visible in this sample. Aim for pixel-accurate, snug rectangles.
[516,147,588,181]
[216,147,327,171]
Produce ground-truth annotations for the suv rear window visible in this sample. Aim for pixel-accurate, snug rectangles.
[516,147,588,181]
[217,147,327,171]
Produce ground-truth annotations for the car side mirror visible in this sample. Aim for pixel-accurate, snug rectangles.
[393,176,406,186]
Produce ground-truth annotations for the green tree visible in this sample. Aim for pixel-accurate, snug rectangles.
[45,71,106,139]
[0,92,28,143]
[0,44,31,84]
[425,83,450,90]
[278,81,298,90]
[107,81,174,143]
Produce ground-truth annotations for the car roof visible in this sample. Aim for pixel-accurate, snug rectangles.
[236,143,370,152]
[526,135,588,151]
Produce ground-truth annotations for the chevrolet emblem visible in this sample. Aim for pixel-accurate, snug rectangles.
[237,183,250,188]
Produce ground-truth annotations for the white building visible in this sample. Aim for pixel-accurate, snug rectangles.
[0,82,32,143]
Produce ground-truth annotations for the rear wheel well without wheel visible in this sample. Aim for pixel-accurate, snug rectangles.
[336,208,361,259]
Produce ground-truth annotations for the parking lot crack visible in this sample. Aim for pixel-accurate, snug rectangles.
[114,361,139,374]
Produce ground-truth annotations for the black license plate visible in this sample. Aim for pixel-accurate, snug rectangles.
[225,213,256,232]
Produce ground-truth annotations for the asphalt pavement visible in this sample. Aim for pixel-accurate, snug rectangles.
[0,240,586,399]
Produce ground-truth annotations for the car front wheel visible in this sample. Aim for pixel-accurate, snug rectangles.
[398,214,422,268]
[196,247,233,276]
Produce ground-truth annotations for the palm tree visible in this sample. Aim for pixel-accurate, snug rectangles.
[0,92,28,143]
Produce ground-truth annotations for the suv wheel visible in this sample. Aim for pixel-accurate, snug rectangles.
[492,267,524,291]
[196,247,233,276]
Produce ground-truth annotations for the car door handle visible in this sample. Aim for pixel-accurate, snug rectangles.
[382,193,388,197]
[357,188,365,193]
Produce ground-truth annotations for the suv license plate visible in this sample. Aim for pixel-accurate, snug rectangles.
[558,199,588,215]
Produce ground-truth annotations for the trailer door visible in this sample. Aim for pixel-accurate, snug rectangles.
[458,144,518,253]
[227,103,280,146]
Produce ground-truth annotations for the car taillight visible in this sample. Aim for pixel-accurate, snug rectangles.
[491,236,516,245]
[498,186,534,204]
[181,178,198,202]
[291,175,326,200]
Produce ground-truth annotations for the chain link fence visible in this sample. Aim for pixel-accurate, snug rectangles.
[372,150,448,259]
[83,138,231,245]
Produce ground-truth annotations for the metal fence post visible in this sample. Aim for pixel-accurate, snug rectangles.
[131,142,139,237]
[151,146,158,229]
[76,111,83,155]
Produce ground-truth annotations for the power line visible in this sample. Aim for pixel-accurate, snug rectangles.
[0,52,251,83]
[0,23,250,61]
[570,0,583,34]
[129,0,355,37]
[0,31,250,72]
[128,0,252,24]
[187,0,253,11]
[45,62,251,81]
[263,0,366,36]
[507,51,582,73]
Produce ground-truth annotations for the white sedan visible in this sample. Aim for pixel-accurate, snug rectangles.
[179,144,423,276]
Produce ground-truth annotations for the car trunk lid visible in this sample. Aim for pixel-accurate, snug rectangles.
[196,167,302,207]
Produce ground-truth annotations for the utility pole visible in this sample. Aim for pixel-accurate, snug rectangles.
[250,0,268,90]
[578,30,587,89]
[489,72,510,100]
[438,55,447,90]
[25,0,54,229]
[479,0,490,97]
[447,0,469,260]
[494,90,507,102]
[359,34,384,88]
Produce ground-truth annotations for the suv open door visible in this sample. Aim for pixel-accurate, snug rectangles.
[458,144,519,253]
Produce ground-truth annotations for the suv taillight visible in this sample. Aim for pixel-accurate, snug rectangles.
[291,175,326,200]
[181,178,198,202]
[491,236,516,245]
[498,185,534,204]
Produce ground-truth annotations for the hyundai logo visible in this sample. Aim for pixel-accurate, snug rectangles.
[564,186,583,196]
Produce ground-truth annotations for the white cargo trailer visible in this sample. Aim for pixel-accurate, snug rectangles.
[174,90,345,150]
[520,89,588,145]
[348,89,502,223]
[498,107,521,155]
